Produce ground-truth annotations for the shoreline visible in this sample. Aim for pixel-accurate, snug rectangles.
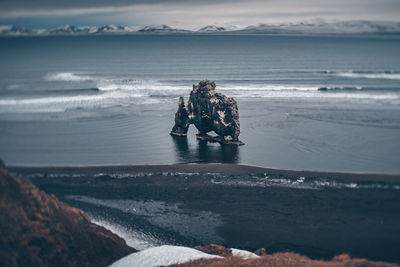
[8,163,400,183]
[13,162,400,263]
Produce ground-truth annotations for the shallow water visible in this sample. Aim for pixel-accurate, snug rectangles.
[1,35,400,173]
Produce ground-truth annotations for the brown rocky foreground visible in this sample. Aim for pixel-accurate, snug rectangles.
[172,245,399,267]
[0,165,135,267]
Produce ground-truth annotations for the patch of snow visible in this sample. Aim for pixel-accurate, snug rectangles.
[110,245,221,267]
[231,248,260,259]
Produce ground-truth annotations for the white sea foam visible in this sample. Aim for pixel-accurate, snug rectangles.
[0,89,398,115]
[225,90,400,103]
[1,89,396,106]
[42,71,400,95]
[97,79,188,92]
[335,72,400,80]
[1,71,399,114]
[219,84,317,91]
[91,217,162,250]
[210,175,400,190]
[92,78,400,103]
[0,90,164,114]
[45,72,93,82]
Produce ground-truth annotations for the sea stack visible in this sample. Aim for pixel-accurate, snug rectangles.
[171,97,190,136]
[170,80,244,145]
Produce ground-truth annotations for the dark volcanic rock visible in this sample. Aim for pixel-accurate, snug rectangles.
[170,97,190,136]
[0,167,135,267]
[170,80,243,145]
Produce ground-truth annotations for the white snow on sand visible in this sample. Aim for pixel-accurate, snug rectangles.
[231,248,260,259]
[110,245,221,267]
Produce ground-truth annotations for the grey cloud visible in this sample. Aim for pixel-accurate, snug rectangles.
[3,0,397,13]
[0,0,247,18]
[0,0,242,10]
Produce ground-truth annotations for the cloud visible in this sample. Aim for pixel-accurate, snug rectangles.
[0,0,244,19]
[0,0,399,28]
[0,0,233,10]
[0,5,139,18]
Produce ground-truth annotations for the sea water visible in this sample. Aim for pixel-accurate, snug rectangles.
[1,34,400,173]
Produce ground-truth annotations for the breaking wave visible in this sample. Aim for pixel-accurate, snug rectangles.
[97,79,188,93]
[25,171,400,191]
[327,70,400,80]
[0,92,151,106]
[45,72,94,82]
[0,91,165,115]
[1,71,400,114]
[208,174,400,191]
[42,72,400,94]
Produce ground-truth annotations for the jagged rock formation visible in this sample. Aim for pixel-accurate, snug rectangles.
[171,97,190,136]
[0,166,135,267]
[170,80,244,145]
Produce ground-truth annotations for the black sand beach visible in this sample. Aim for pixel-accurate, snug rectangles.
[9,164,400,264]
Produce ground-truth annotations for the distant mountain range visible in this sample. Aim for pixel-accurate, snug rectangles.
[198,25,227,32]
[1,21,400,36]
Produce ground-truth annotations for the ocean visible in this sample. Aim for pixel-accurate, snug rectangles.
[2,34,400,263]
[1,34,400,173]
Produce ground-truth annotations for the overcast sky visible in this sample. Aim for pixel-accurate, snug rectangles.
[0,0,399,29]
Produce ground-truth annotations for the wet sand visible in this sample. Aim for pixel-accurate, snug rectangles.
[9,164,400,264]
[9,163,400,183]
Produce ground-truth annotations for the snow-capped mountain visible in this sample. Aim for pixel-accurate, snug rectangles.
[0,25,32,36]
[43,24,135,35]
[136,25,190,34]
[92,24,128,34]
[198,25,226,32]
[1,21,399,36]
[0,24,159,36]
[233,21,400,34]
[45,25,91,35]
